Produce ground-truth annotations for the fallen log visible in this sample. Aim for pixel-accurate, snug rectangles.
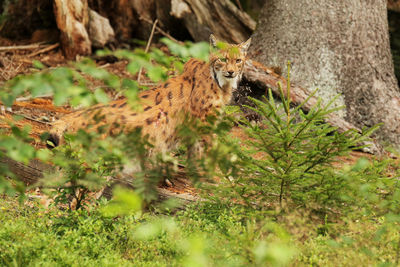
[0,156,197,203]
[0,158,50,185]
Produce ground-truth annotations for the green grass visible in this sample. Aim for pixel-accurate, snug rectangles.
[1,193,399,267]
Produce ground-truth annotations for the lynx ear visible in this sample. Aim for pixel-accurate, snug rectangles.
[240,37,252,53]
[210,34,218,48]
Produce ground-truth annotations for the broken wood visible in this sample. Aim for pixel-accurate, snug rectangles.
[1,0,255,58]
[87,0,255,44]
[244,60,358,132]
[88,9,116,48]
[53,0,91,59]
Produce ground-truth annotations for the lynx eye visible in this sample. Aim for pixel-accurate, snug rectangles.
[219,58,227,62]
[236,59,242,63]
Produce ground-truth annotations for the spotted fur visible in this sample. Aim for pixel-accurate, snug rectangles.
[48,35,251,154]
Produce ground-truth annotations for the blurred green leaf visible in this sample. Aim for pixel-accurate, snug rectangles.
[32,60,45,70]
[126,61,141,75]
[36,149,52,161]
[147,66,167,82]
[94,88,110,104]
[101,187,142,217]
[188,42,209,61]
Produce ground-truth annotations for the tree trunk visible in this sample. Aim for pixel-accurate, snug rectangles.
[53,0,116,59]
[88,0,255,43]
[53,0,92,59]
[169,0,255,43]
[250,0,400,147]
[0,0,55,40]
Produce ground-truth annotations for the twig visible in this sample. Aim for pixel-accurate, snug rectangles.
[17,58,33,64]
[98,63,110,69]
[27,43,60,57]
[16,94,53,102]
[235,0,243,11]
[139,16,184,45]
[137,19,158,84]
[145,19,158,53]
[0,42,47,51]
[137,82,157,87]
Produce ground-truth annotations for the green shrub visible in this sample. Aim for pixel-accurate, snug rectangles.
[214,64,378,211]
[0,39,210,206]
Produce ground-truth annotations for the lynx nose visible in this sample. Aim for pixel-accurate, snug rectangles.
[227,71,234,76]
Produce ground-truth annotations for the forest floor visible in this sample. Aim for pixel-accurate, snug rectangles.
[2,39,400,267]
[0,39,387,200]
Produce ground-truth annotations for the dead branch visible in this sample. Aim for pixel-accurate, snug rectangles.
[27,43,60,57]
[138,19,159,84]
[0,43,47,51]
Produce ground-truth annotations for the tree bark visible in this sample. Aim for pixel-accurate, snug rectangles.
[1,0,254,51]
[168,0,255,43]
[53,0,116,59]
[0,0,55,40]
[250,0,400,148]
[53,0,92,59]
[88,0,255,43]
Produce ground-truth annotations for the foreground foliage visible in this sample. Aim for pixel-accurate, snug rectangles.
[0,39,400,266]
[1,189,400,266]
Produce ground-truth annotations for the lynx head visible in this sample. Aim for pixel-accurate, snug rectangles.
[209,34,251,90]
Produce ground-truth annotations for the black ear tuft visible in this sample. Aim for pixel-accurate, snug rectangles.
[46,133,60,149]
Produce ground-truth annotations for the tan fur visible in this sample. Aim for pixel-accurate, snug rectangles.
[49,35,251,154]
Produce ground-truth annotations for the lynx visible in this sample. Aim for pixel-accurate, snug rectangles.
[48,35,251,155]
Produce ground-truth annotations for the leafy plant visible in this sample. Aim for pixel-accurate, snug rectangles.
[219,64,378,210]
[0,38,211,206]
